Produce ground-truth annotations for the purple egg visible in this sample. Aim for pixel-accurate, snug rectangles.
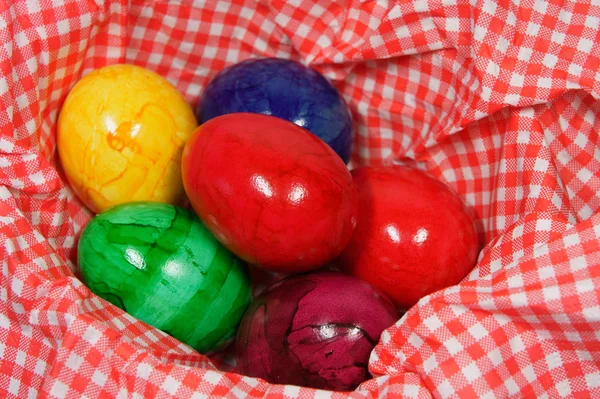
[235,271,399,391]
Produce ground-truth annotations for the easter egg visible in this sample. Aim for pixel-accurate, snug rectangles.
[337,166,479,309]
[78,202,251,354]
[181,113,357,273]
[57,64,198,213]
[197,58,354,163]
[236,271,399,391]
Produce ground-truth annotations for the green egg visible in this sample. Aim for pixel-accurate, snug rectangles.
[78,201,252,354]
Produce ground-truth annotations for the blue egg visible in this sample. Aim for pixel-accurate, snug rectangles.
[197,58,354,163]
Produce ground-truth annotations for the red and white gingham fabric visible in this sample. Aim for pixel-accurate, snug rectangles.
[1,0,600,397]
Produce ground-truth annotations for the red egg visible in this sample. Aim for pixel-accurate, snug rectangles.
[337,166,479,309]
[181,113,357,273]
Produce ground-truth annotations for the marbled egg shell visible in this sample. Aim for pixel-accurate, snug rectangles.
[337,166,479,309]
[236,271,399,391]
[181,113,357,273]
[78,202,251,354]
[197,57,354,163]
[57,64,198,213]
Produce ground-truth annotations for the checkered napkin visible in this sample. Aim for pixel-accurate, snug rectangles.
[1,0,600,397]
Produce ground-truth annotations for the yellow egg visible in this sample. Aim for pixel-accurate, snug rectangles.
[57,64,198,213]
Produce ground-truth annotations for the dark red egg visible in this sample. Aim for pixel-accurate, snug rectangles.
[181,113,357,273]
[235,271,399,391]
[338,166,479,309]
